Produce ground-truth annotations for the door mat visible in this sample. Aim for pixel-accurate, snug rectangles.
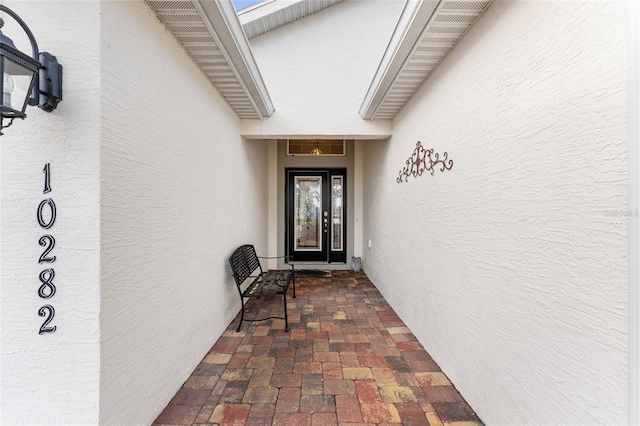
[294,270,332,278]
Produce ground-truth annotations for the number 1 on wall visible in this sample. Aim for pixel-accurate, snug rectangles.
[43,163,51,194]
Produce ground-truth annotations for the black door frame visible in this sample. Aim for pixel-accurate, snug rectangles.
[285,168,347,263]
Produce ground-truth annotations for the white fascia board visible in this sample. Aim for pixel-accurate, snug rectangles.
[196,0,275,118]
[359,0,439,120]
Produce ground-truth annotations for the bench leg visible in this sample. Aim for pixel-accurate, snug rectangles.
[292,275,296,299]
[236,297,245,332]
[283,290,289,332]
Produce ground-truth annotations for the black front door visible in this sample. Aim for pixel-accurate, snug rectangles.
[286,169,346,263]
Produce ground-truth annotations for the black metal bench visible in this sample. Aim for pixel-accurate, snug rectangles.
[229,244,295,332]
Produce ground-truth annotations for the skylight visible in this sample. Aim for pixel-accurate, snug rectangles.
[233,0,263,11]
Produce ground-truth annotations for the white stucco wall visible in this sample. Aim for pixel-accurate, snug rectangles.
[363,1,628,425]
[241,0,403,139]
[0,2,102,424]
[630,4,640,422]
[99,1,268,424]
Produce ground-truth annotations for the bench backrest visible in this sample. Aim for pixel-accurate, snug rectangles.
[229,244,263,287]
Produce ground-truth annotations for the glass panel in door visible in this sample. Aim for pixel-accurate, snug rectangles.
[294,176,322,251]
[331,176,343,251]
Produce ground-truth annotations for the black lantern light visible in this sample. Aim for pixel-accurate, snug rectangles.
[0,5,62,135]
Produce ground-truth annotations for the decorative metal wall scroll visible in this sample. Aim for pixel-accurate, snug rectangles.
[37,163,57,334]
[397,141,453,183]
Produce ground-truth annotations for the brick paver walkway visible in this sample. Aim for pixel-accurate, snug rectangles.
[154,271,482,425]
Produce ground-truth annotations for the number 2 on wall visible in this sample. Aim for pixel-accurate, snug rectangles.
[38,305,57,334]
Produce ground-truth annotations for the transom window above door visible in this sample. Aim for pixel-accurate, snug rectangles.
[287,139,346,156]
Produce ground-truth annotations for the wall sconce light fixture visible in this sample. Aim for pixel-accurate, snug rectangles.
[0,5,62,135]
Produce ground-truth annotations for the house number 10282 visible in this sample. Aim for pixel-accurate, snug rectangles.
[37,163,57,334]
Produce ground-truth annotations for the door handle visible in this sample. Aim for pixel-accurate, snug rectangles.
[323,211,328,233]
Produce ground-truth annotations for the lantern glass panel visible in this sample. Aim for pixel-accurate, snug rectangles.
[2,56,34,113]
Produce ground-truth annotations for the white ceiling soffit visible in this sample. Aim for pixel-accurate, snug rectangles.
[146,0,275,119]
[238,0,344,39]
[360,0,492,120]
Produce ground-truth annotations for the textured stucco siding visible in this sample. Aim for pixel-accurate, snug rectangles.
[0,2,102,424]
[363,1,628,424]
[99,1,268,424]
[243,0,403,138]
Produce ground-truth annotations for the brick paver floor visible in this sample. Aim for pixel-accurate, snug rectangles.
[154,270,482,425]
